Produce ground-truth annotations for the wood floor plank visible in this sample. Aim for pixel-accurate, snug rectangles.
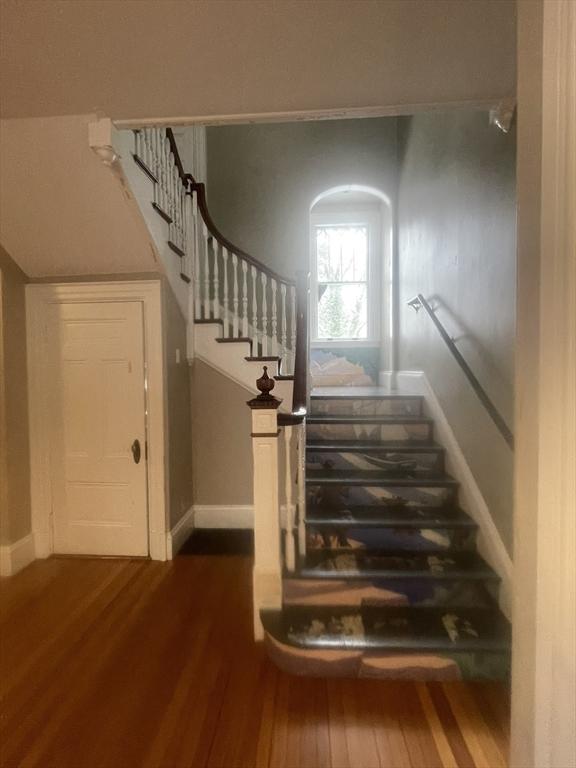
[0,553,511,768]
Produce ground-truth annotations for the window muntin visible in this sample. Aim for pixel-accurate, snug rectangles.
[314,224,369,340]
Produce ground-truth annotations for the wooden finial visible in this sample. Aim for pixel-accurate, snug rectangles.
[247,366,282,409]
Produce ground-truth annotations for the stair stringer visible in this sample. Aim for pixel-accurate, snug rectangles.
[393,370,513,619]
[194,323,293,408]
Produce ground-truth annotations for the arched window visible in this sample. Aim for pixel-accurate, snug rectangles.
[310,186,392,355]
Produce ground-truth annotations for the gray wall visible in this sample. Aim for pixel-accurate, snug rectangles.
[191,360,253,507]
[207,118,399,278]
[397,111,516,552]
[163,280,194,527]
[0,245,31,545]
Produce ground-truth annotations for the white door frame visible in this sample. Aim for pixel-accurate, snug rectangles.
[26,280,168,561]
[512,2,576,767]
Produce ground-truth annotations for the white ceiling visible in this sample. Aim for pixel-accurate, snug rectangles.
[0,0,516,122]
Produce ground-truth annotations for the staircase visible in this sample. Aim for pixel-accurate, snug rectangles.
[115,121,511,681]
[261,390,511,681]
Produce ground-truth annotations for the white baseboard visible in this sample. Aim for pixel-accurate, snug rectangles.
[166,506,195,559]
[193,504,254,529]
[396,370,514,620]
[0,533,36,577]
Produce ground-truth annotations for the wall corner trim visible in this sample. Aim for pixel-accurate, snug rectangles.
[0,532,36,577]
[166,506,195,559]
[395,370,513,619]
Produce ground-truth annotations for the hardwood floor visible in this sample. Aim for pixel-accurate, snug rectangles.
[0,553,510,768]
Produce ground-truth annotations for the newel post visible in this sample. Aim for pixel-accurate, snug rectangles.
[247,367,282,640]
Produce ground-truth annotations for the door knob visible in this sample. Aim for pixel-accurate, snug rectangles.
[131,439,141,464]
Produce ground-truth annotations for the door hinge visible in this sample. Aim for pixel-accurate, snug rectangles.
[145,440,148,461]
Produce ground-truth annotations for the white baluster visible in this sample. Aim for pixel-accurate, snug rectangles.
[241,260,249,337]
[261,272,268,356]
[232,253,239,336]
[270,279,278,357]
[280,283,287,365]
[212,240,220,319]
[251,266,258,350]
[250,267,259,355]
[165,135,172,219]
[192,191,201,317]
[222,247,229,335]
[284,425,295,571]
[297,423,306,556]
[152,129,159,204]
[203,224,210,318]
[290,285,297,374]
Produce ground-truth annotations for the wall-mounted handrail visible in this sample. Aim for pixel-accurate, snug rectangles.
[408,293,514,449]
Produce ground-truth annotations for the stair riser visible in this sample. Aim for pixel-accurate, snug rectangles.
[265,634,510,681]
[310,398,422,418]
[306,422,432,443]
[283,577,498,609]
[307,483,457,509]
[306,449,444,476]
[306,525,476,552]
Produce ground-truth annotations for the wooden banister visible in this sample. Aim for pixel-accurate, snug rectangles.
[187,179,296,288]
[166,128,187,185]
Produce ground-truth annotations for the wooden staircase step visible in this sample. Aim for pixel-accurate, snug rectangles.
[306,440,443,452]
[296,550,499,582]
[306,471,458,487]
[262,604,510,653]
[305,505,476,529]
[307,415,433,425]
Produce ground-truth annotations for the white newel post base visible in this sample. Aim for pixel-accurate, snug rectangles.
[248,369,283,641]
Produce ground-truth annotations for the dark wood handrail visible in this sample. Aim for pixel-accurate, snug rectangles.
[164,126,306,419]
[187,179,296,287]
[166,128,187,185]
[164,129,295,287]
[279,270,309,425]
[408,294,514,449]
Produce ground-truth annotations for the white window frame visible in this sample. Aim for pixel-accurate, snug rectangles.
[310,208,381,347]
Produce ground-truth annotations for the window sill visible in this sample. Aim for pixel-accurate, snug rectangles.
[311,339,380,349]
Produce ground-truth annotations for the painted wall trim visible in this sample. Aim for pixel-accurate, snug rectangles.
[26,281,169,562]
[193,505,254,529]
[0,533,36,577]
[166,506,195,558]
[392,370,513,619]
[114,98,502,131]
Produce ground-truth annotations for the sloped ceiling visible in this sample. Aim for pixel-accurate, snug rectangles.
[0,0,516,122]
[0,114,159,277]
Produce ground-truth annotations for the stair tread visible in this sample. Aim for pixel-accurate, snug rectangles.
[216,336,252,343]
[306,470,458,486]
[307,415,432,424]
[306,505,476,528]
[262,605,510,652]
[307,440,443,452]
[311,393,423,401]
[297,550,498,580]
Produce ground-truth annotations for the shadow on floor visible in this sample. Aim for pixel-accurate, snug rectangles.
[179,528,254,556]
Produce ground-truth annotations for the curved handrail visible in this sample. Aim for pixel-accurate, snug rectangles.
[408,294,514,449]
[165,128,295,287]
[163,128,306,418]
[186,178,296,288]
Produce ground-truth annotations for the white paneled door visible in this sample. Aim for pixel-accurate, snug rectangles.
[49,301,148,556]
